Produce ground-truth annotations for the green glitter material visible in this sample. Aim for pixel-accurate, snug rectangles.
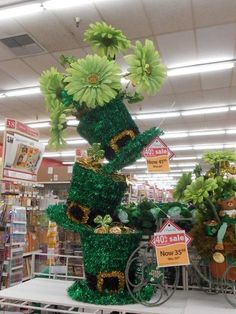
[77,97,139,159]
[47,203,91,233]
[80,232,141,275]
[68,162,127,223]
[103,127,163,174]
[68,280,153,305]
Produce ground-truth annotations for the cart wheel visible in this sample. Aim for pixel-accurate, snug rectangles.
[125,243,180,306]
[223,263,236,307]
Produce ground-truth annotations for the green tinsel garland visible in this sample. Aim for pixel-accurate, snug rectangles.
[68,280,154,305]
[67,162,127,223]
[77,96,139,159]
[80,232,142,275]
[103,127,163,174]
[47,203,91,233]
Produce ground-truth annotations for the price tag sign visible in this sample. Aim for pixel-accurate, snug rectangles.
[146,155,170,173]
[153,230,190,268]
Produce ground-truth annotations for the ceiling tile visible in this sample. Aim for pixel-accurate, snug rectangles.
[144,0,193,35]
[193,0,236,28]
[157,30,197,67]
[196,24,236,62]
[174,90,203,110]
[158,78,174,95]
[202,87,230,105]
[95,0,152,39]
[51,3,102,47]
[23,53,62,74]
[201,69,232,90]
[0,59,39,87]
[52,48,86,60]
[0,69,21,90]
[0,42,17,61]
[16,11,79,52]
[169,75,201,94]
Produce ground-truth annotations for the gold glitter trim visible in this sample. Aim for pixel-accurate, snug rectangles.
[96,271,125,293]
[110,129,136,152]
[67,202,90,224]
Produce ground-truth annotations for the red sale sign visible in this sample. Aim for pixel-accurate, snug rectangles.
[142,136,175,159]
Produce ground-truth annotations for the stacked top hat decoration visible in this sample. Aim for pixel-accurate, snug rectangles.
[40,21,166,305]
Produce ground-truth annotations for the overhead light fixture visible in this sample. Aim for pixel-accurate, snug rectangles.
[224,143,236,148]
[173,156,201,161]
[0,125,5,131]
[167,61,234,77]
[67,119,79,126]
[189,130,225,136]
[66,139,88,145]
[230,106,236,111]
[28,122,50,129]
[162,132,188,139]
[182,168,194,172]
[136,112,180,120]
[0,3,43,20]
[171,146,193,151]
[43,0,91,9]
[226,129,236,134]
[5,87,41,97]
[44,151,75,158]
[193,144,224,150]
[182,106,228,116]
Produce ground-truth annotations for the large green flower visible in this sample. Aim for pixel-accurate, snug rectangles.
[84,22,130,59]
[64,55,122,108]
[184,177,218,205]
[39,67,64,110]
[124,40,166,94]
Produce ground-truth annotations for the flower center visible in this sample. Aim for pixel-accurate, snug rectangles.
[144,63,151,75]
[88,73,99,84]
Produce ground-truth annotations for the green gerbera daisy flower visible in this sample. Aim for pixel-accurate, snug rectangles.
[124,39,166,94]
[84,22,130,59]
[64,54,122,108]
[39,67,64,110]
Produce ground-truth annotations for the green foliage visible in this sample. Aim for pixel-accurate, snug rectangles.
[215,177,236,200]
[59,54,77,68]
[84,22,131,59]
[184,177,218,205]
[124,40,166,94]
[203,150,236,165]
[87,143,105,162]
[39,67,64,110]
[65,55,121,108]
[173,172,192,201]
[193,164,202,178]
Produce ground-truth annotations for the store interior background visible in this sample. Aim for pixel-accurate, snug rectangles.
[0,0,236,288]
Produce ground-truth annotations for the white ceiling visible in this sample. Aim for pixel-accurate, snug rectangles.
[0,0,236,178]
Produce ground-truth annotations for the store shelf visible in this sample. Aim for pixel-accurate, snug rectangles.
[23,250,42,257]
[11,265,23,271]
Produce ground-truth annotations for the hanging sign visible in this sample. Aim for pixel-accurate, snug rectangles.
[159,219,192,246]
[153,230,190,267]
[146,155,170,172]
[142,137,174,173]
[1,118,45,182]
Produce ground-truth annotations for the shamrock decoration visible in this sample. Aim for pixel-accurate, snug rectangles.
[94,214,113,233]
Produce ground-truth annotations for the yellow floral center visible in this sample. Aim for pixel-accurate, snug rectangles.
[88,73,99,84]
[144,63,151,75]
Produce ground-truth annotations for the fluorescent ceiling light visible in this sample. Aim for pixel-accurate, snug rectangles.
[0,94,5,98]
[66,139,88,145]
[162,132,188,139]
[182,106,228,116]
[43,0,91,9]
[5,87,41,97]
[28,122,50,129]
[193,144,224,150]
[171,146,193,151]
[67,119,79,126]
[167,61,234,77]
[173,156,201,160]
[44,151,75,158]
[136,112,180,120]
[44,152,60,158]
[0,125,5,131]
[189,130,225,136]
[230,106,236,111]
[224,143,236,148]
[226,129,236,134]
[182,168,194,172]
[0,3,43,19]
[61,151,75,157]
